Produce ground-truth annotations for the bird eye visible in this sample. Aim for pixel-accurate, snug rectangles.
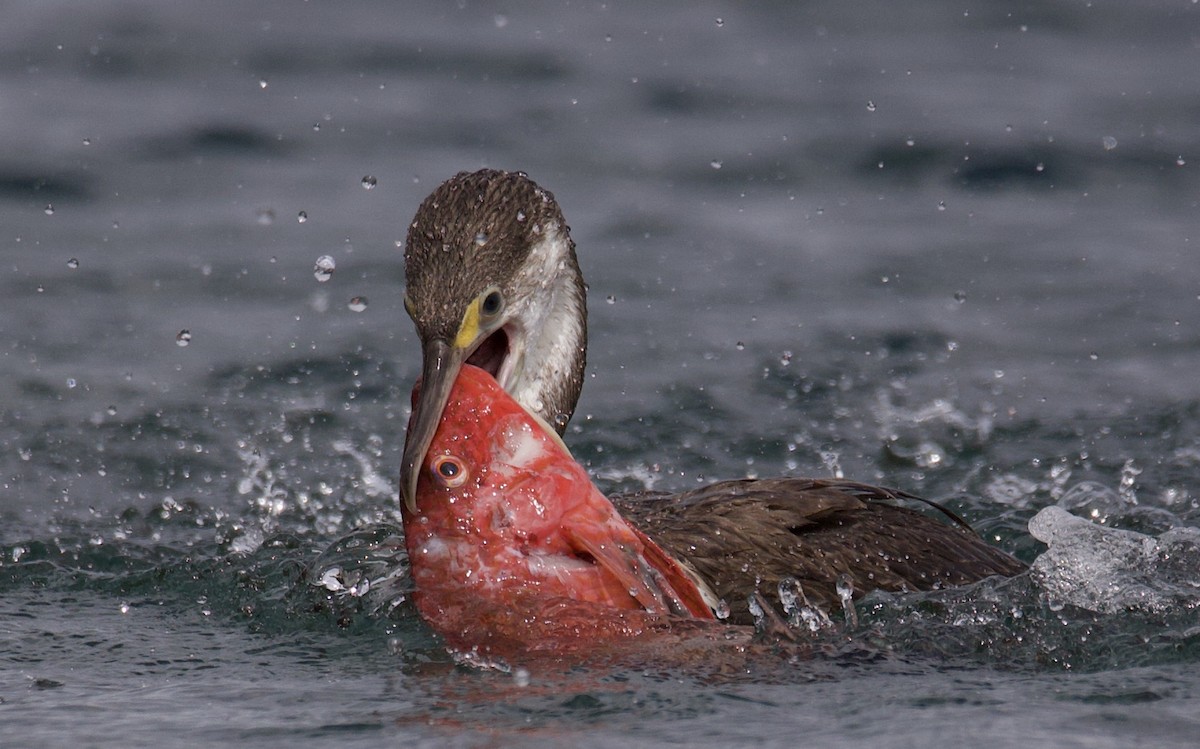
[480,289,504,318]
[431,455,468,488]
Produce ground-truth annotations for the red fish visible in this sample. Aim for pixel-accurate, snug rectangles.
[402,364,715,655]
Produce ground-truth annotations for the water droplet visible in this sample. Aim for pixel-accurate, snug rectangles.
[319,567,344,592]
[255,208,274,225]
[494,13,508,27]
[714,599,730,620]
[106,405,117,416]
[67,378,77,389]
[605,294,616,304]
[937,200,947,211]
[297,210,308,223]
[119,602,130,614]
[513,667,530,687]
[905,137,915,147]
[735,341,745,351]
[66,258,79,269]
[709,160,723,170]
[836,573,858,628]
[314,255,336,282]
[348,296,368,312]
[43,204,54,216]
[778,577,832,632]
[1035,162,1045,172]
[350,576,370,597]
[954,290,967,303]
[866,100,877,112]
[779,350,793,366]
[747,593,765,626]
[82,137,92,146]
[1089,352,1099,361]
[715,17,724,27]
[258,79,268,89]
[778,577,801,612]
[361,175,377,189]
[1102,135,1118,151]
[835,575,854,601]
[473,232,488,246]
[176,330,192,347]
[1176,156,1186,167]
[515,210,526,222]
[312,122,321,132]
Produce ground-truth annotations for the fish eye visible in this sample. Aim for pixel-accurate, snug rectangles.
[480,289,504,319]
[431,455,468,488]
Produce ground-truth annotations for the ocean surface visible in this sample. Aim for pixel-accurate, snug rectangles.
[3,1,1199,746]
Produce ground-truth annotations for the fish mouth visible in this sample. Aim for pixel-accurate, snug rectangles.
[401,326,519,514]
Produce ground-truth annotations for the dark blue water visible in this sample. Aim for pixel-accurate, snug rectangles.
[3,2,1199,746]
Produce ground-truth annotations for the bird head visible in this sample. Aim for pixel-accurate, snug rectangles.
[400,170,587,512]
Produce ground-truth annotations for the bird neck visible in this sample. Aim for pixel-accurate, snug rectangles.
[505,224,588,434]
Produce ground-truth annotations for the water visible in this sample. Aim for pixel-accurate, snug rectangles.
[3,1,1199,746]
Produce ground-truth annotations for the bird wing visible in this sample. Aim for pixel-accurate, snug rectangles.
[614,477,1026,626]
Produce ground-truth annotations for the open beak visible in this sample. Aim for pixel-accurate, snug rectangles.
[400,337,465,514]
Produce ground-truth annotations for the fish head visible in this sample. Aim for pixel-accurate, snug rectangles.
[403,365,717,648]
[405,363,588,549]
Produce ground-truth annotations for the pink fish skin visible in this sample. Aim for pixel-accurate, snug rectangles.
[403,364,713,655]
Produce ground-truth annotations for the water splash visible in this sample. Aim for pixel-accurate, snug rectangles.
[835,574,858,629]
[331,438,396,499]
[778,577,833,632]
[875,387,992,469]
[1029,505,1200,615]
[306,524,411,618]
